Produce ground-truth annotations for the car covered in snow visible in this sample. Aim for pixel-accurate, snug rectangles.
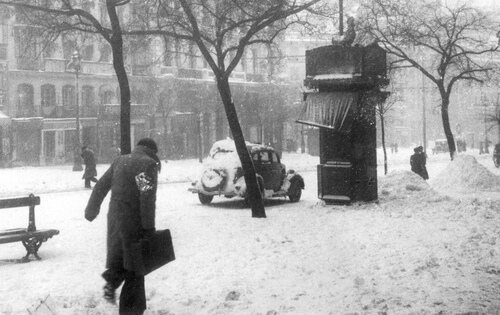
[188,139,304,204]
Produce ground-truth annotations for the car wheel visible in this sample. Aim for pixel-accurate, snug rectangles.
[198,193,214,204]
[288,181,302,202]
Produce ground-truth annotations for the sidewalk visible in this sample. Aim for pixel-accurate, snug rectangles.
[0,148,495,198]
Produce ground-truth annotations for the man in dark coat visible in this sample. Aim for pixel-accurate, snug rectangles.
[410,146,429,180]
[84,138,161,315]
[81,146,98,188]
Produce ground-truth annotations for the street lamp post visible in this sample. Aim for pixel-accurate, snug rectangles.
[68,50,83,171]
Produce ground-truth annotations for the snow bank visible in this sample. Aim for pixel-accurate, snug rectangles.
[431,155,500,192]
[378,170,438,201]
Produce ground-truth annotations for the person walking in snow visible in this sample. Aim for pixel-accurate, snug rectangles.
[81,146,98,188]
[410,146,429,180]
[84,138,161,315]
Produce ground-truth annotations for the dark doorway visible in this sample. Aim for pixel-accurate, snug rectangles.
[44,131,56,163]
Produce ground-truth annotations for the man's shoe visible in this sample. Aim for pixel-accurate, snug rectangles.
[103,283,116,304]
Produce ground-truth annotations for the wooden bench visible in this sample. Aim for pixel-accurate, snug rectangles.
[0,194,59,262]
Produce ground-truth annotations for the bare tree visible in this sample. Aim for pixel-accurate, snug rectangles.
[126,0,326,218]
[1,0,327,217]
[0,0,134,154]
[485,96,500,142]
[376,91,399,175]
[358,0,499,159]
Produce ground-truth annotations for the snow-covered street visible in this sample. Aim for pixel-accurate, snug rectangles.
[0,148,499,314]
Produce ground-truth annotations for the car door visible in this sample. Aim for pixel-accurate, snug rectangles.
[269,151,284,191]
[258,150,282,191]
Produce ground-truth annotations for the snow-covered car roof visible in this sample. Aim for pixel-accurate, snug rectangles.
[208,138,273,158]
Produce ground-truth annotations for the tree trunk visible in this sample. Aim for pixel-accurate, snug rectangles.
[107,1,131,155]
[216,76,266,218]
[380,114,388,175]
[440,96,456,160]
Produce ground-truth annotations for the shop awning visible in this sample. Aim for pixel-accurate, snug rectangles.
[0,110,11,126]
[296,92,358,131]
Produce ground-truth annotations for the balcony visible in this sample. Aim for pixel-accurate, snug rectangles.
[81,61,114,75]
[43,58,66,72]
[230,71,246,81]
[100,103,150,120]
[16,57,41,71]
[15,107,36,118]
[41,58,114,75]
[131,64,152,76]
[177,68,205,79]
[39,104,98,119]
[160,66,177,76]
[246,73,267,82]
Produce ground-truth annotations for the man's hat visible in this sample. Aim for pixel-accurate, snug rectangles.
[137,138,158,153]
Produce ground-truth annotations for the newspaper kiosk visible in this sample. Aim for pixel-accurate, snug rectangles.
[297,43,389,203]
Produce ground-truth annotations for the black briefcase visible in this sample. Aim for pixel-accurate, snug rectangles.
[132,229,176,275]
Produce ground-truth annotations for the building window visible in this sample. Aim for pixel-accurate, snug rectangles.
[41,84,56,107]
[175,39,181,67]
[132,87,146,105]
[98,42,111,62]
[101,90,114,105]
[0,23,7,43]
[241,51,247,72]
[163,37,173,67]
[62,85,76,108]
[252,49,258,74]
[62,37,77,61]
[157,90,171,113]
[189,43,196,69]
[99,3,108,26]
[17,83,34,116]
[14,27,40,70]
[82,45,94,61]
[82,86,95,107]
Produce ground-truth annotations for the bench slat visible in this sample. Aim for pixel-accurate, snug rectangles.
[0,228,27,237]
[0,196,40,209]
[0,229,59,244]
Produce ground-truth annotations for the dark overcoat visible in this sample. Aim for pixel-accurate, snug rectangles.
[410,152,429,180]
[81,148,97,179]
[84,145,159,274]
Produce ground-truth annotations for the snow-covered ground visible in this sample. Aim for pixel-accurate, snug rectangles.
[0,147,499,314]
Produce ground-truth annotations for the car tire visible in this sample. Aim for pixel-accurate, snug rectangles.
[198,193,214,204]
[288,181,302,202]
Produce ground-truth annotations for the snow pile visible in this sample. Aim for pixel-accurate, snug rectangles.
[379,170,437,201]
[432,155,500,192]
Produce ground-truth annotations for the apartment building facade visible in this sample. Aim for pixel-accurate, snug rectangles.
[0,4,297,167]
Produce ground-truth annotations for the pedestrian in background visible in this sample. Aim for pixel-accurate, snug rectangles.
[410,146,429,180]
[81,145,97,188]
[84,138,161,315]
